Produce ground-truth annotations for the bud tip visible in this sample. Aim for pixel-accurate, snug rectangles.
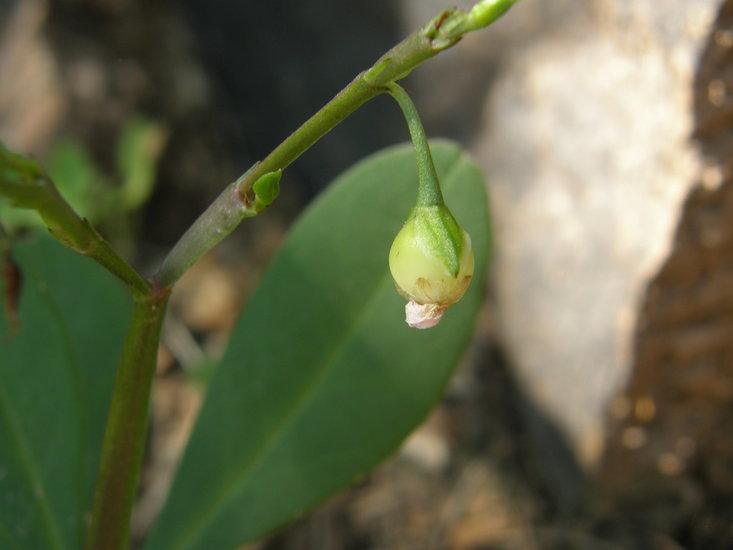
[405,300,447,329]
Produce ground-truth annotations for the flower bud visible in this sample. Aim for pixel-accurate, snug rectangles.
[389,204,474,328]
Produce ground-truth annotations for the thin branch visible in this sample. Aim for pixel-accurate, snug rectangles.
[0,143,151,297]
[153,0,520,288]
[386,83,444,207]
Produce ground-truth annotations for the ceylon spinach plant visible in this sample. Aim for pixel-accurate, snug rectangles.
[0,2,517,549]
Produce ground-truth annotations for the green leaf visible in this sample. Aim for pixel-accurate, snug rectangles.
[116,116,166,212]
[145,141,491,550]
[0,235,131,549]
[47,141,109,225]
[0,141,45,187]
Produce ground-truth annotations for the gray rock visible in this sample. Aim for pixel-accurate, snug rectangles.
[476,0,720,466]
[406,0,723,471]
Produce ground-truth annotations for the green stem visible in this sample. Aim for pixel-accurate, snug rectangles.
[154,0,520,287]
[0,143,151,297]
[153,74,383,288]
[386,83,443,207]
[155,177,258,288]
[239,75,379,196]
[84,290,170,550]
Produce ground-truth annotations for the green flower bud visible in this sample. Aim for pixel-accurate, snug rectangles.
[389,204,474,329]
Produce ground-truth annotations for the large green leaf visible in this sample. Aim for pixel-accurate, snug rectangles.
[145,141,491,550]
[0,235,131,549]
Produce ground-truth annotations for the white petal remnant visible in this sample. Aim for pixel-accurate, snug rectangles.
[405,300,447,329]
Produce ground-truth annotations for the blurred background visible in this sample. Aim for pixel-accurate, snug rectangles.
[2,0,733,548]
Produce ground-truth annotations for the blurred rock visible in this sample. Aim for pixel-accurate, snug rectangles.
[0,0,65,150]
[462,0,721,474]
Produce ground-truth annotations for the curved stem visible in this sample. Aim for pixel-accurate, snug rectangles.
[239,76,380,196]
[386,83,444,207]
[155,0,521,287]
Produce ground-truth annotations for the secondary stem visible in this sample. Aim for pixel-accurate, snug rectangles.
[233,16,446,202]
[155,178,258,288]
[0,143,151,297]
[240,75,379,196]
[152,74,385,289]
[386,83,444,207]
[85,290,170,550]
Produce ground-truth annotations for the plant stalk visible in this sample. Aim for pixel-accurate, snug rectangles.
[153,75,382,288]
[386,83,444,207]
[84,290,170,550]
[0,143,151,297]
[155,178,258,288]
[153,0,520,287]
